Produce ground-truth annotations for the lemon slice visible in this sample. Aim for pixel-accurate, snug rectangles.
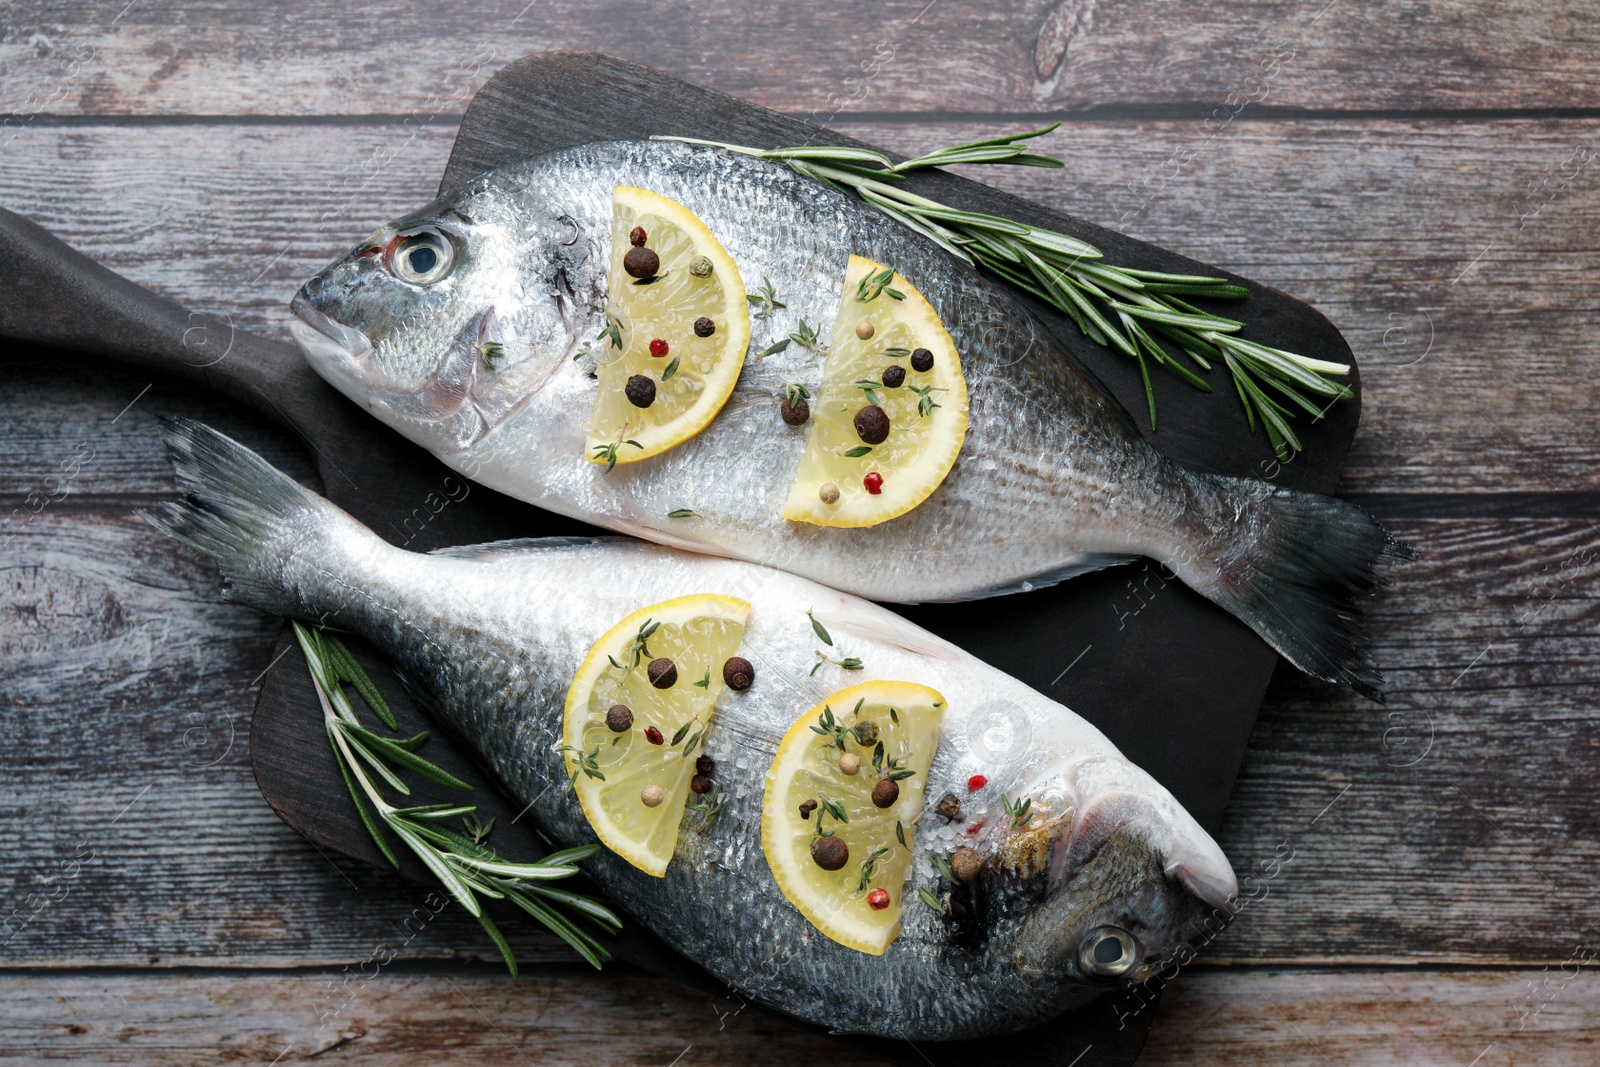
[584,187,751,466]
[782,255,969,527]
[761,680,946,954]
[562,594,751,876]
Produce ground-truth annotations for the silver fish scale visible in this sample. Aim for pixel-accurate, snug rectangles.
[438,140,1183,602]
[287,529,1197,1039]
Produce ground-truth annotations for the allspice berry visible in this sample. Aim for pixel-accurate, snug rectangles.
[838,753,861,776]
[855,318,875,340]
[818,482,840,505]
[951,846,983,882]
[625,373,656,408]
[722,656,754,691]
[810,835,849,871]
[605,703,634,732]
[623,245,660,280]
[910,347,934,372]
[871,778,899,808]
[781,394,810,425]
[641,785,665,808]
[936,792,963,821]
[690,774,714,795]
[853,405,891,445]
[647,657,678,689]
[881,365,906,388]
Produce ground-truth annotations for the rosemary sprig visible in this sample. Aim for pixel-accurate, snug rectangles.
[657,129,1353,460]
[292,622,621,973]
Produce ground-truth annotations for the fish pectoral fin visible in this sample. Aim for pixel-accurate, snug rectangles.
[810,594,964,663]
[948,553,1138,602]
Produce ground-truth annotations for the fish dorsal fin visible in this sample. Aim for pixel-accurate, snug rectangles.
[426,535,614,561]
[809,593,964,663]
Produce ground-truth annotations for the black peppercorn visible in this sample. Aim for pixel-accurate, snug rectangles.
[871,778,899,809]
[910,347,934,372]
[881,365,906,388]
[625,374,656,408]
[781,395,810,426]
[936,792,963,821]
[647,657,678,689]
[693,316,716,337]
[605,704,634,732]
[623,246,659,280]
[722,656,754,691]
[853,405,891,445]
[696,755,715,776]
[810,835,849,871]
[690,775,714,795]
[798,799,818,820]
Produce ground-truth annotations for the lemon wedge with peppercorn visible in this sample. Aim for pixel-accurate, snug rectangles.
[761,680,946,954]
[562,594,751,876]
[584,187,751,467]
[782,256,968,527]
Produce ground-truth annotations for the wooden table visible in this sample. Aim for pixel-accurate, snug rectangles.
[3,3,1597,1063]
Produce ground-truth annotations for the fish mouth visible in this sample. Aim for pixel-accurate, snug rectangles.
[289,293,374,371]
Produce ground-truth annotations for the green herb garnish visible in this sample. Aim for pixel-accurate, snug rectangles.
[592,437,643,473]
[667,508,697,518]
[842,445,873,458]
[910,383,941,417]
[747,276,786,318]
[598,315,623,350]
[856,266,905,303]
[661,355,681,381]
[658,129,1352,460]
[1002,793,1033,828]
[475,340,504,368]
[293,622,620,974]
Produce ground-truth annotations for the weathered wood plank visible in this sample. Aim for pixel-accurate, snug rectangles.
[2,451,1598,968]
[1,966,1593,1065]
[4,118,1597,501]
[0,968,884,1065]
[0,2,1595,117]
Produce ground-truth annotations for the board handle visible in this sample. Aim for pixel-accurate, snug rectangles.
[0,206,309,427]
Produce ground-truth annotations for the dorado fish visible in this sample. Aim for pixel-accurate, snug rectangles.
[290,139,1406,700]
[144,418,1236,1041]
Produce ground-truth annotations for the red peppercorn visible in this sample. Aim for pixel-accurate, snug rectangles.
[629,225,648,247]
[867,888,890,910]
[863,472,884,495]
[967,774,988,791]
[649,338,669,358]
[645,726,664,745]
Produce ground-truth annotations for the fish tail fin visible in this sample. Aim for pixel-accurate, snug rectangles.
[1179,478,1413,702]
[139,417,367,619]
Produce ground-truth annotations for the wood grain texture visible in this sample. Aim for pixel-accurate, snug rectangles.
[0,1,1595,117]
[3,117,1598,502]
[2,967,1594,1065]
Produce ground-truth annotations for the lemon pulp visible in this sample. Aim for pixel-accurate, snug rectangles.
[584,187,750,466]
[782,256,968,527]
[562,594,750,876]
[761,680,946,954]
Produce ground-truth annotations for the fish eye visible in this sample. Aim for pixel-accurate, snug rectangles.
[1078,926,1137,978]
[388,229,454,285]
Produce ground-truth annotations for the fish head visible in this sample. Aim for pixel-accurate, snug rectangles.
[1007,761,1237,998]
[290,182,587,456]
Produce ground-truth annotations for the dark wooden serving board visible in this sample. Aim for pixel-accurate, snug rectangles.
[0,52,1360,1066]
